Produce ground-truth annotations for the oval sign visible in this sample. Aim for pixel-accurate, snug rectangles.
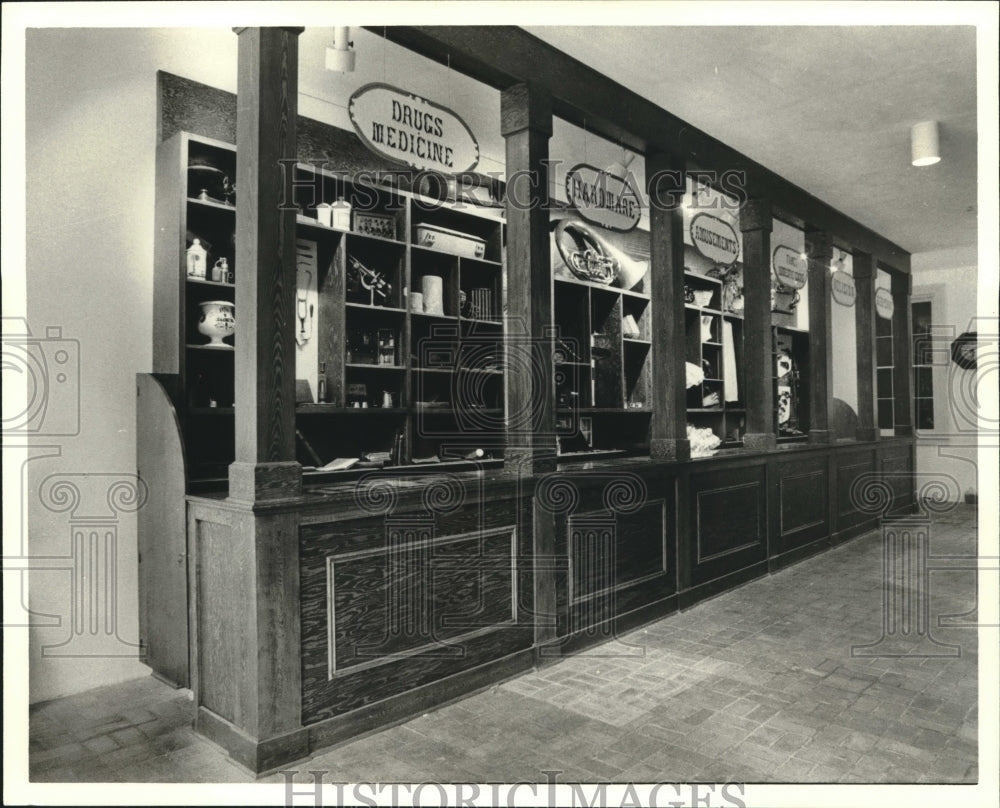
[772,245,808,289]
[690,213,740,267]
[831,270,856,307]
[875,287,895,319]
[348,83,479,173]
[565,164,641,232]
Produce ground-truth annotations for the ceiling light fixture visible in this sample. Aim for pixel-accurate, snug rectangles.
[326,27,356,73]
[910,120,941,167]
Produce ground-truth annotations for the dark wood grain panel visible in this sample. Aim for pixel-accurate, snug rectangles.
[688,463,767,586]
[328,529,515,675]
[881,445,914,514]
[568,501,667,602]
[300,493,533,724]
[836,453,875,519]
[778,458,829,543]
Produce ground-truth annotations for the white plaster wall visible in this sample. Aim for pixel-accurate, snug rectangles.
[910,245,980,500]
[22,27,504,703]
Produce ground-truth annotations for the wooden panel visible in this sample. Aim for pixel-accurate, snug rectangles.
[136,373,189,687]
[568,501,667,602]
[881,445,915,514]
[778,457,829,542]
[195,516,249,726]
[300,497,533,723]
[835,450,876,530]
[328,528,515,676]
[689,464,767,585]
[740,200,775,447]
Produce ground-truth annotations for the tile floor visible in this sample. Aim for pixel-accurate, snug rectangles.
[29,505,979,784]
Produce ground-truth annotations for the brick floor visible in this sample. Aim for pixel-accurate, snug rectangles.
[28,505,979,784]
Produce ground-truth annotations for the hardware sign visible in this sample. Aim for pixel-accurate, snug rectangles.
[689,213,740,266]
[565,164,641,232]
[831,270,856,307]
[349,83,479,173]
[772,245,808,289]
[875,287,895,319]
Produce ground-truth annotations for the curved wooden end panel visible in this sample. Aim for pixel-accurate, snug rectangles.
[136,372,189,688]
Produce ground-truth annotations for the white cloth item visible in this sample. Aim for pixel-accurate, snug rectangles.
[722,319,739,402]
[685,362,704,389]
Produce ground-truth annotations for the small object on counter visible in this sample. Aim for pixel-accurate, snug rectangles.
[332,196,352,230]
[415,223,486,258]
[421,275,445,315]
[211,257,229,283]
[410,455,441,465]
[363,451,392,465]
[317,363,327,402]
[702,390,720,408]
[464,448,485,460]
[693,290,713,308]
[318,457,359,471]
[409,291,423,313]
[186,238,208,278]
[316,202,333,227]
[687,423,722,457]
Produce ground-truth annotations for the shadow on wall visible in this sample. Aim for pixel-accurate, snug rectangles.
[831,397,859,440]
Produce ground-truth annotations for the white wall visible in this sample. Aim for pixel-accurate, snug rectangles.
[910,244,979,499]
[21,27,503,704]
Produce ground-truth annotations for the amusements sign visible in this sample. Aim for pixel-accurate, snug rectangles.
[772,245,808,289]
[831,271,856,307]
[349,83,479,173]
[565,164,641,232]
[689,213,740,267]
[875,287,895,319]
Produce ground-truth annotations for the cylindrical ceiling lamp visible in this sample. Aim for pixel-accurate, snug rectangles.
[325,27,356,73]
[911,121,941,167]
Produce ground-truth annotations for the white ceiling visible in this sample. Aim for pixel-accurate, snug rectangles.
[526,26,978,256]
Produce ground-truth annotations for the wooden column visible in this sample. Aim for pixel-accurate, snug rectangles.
[501,83,559,651]
[853,251,879,441]
[229,27,304,503]
[646,151,690,461]
[891,268,915,436]
[194,27,306,774]
[740,198,776,450]
[805,229,833,443]
[501,82,556,472]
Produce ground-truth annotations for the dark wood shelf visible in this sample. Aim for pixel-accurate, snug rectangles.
[555,276,651,301]
[187,277,235,289]
[187,196,235,212]
[296,405,408,415]
[188,407,235,415]
[345,363,405,371]
[345,302,407,314]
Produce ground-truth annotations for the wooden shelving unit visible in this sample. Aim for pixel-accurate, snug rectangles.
[154,132,507,483]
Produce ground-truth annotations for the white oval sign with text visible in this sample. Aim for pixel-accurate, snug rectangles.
[690,213,740,267]
[875,287,895,319]
[349,83,479,173]
[831,271,856,307]
[772,245,808,289]
[565,164,641,232]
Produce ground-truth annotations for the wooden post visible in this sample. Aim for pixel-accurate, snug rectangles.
[891,268,914,436]
[193,27,306,773]
[646,151,690,461]
[501,82,560,651]
[853,251,879,442]
[740,198,776,450]
[501,82,556,473]
[229,26,304,503]
[806,229,833,443]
